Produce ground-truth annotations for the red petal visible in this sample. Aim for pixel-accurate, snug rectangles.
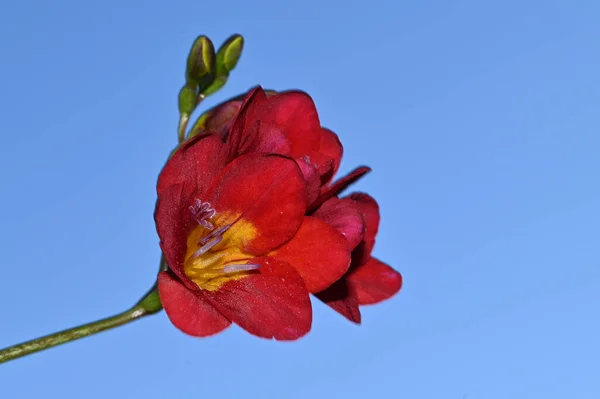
[296,151,335,205]
[227,87,291,157]
[267,90,322,156]
[313,197,364,250]
[246,121,291,155]
[348,257,402,305]
[298,152,335,193]
[206,153,307,255]
[311,166,371,211]
[351,193,380,241]
[272,216,351,293]
[158,271,231,337]
[296,156,321,205]
[157,134,228,197]
[205,257,312,340]
[155,183,195,286]
[308,151,335,185]
[315,279,361,324]
[350,192,380,263]
[318,128,343,181]
[227,87,266,152]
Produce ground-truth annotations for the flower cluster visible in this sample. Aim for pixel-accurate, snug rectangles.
[155,87,402,340]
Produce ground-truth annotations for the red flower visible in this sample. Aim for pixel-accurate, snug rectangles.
[155,135,351,340]
[157,86,399,336]
[187,87,399,322]
[313,193,403,323]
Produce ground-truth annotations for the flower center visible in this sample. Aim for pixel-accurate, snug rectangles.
[184,200,259,291]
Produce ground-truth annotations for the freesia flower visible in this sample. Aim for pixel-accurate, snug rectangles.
[155,135,351,340]
[161,85,399,331]
[313,193,403,323]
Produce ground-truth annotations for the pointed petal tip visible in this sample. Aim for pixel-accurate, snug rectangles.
[315,279,362,324]
[311,165,373,211]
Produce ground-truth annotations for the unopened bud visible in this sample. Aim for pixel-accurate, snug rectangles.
[185,35,216,91]
[202,34,245,96]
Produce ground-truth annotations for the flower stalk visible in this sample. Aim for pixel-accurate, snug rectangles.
[0,287,162,364]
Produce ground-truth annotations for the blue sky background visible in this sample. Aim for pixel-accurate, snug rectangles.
[1,0,599,398]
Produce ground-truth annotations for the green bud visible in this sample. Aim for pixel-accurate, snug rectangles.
[202,34,244,96]
[185,35,216,90]
[219,34,244,72]
[178,84,197,115]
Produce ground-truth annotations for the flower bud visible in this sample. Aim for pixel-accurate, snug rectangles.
[219,34,244,72]
[203,34,244,96]
[185,35,216,91]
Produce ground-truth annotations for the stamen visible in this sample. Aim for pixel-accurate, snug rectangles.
[190,199,217,230]
[200,224,232,245]
[222,263,261,273]
[199,219,214,230]
[191,235,223,259]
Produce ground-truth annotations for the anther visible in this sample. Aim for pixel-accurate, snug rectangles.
[200,224,232,245]
[222,263,261,273]
[191,235,223,259]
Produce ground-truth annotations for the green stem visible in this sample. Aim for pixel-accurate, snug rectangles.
[177,93,206,143]
[177,113,190,143]
[0,287,162,364]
